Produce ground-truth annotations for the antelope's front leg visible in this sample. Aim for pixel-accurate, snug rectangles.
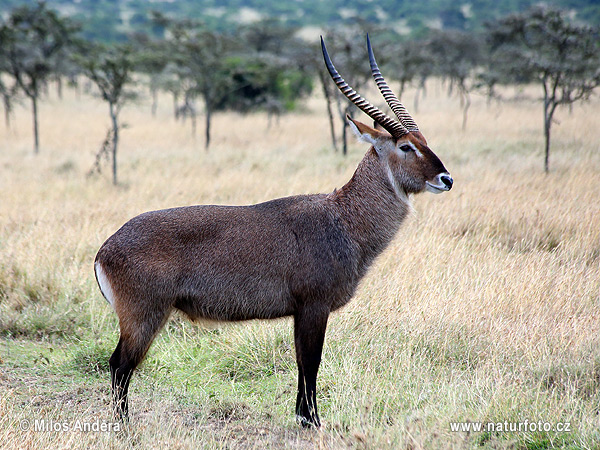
[293,304,329,428]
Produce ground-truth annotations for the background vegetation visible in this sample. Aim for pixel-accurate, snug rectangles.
[1,0,599,41]
[1,1,599,449]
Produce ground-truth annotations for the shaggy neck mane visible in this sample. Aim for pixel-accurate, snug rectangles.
[329,147,410,271]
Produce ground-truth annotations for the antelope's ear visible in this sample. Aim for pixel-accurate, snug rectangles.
[347,115,393,154]
[372,120,385,132]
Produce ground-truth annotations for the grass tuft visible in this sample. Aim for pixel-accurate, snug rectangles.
[69,341,113,375]
[215,326,295,381]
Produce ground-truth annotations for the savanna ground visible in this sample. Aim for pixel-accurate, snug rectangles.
[0,79,599,450]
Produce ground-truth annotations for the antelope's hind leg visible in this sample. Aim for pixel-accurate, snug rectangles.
[110,302,172,421]
[294,305,330,428]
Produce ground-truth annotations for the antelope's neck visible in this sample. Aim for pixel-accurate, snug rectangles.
[329,149,410,271]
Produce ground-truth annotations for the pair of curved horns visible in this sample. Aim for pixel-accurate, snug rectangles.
[321,34,419,139]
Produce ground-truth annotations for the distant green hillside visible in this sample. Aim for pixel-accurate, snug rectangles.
[1,0,599,42]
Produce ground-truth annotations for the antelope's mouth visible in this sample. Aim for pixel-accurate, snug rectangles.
[426,173,453,194]
[425,182,449,193]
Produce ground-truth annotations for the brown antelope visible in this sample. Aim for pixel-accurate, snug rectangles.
[94,35,452,428]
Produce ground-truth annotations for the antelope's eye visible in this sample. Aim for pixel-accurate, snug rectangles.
[399,144,414,153]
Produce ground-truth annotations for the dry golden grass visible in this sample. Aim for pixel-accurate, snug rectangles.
[1,81,599,449]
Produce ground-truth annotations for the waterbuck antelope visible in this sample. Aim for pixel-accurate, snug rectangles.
[94,35,453,428]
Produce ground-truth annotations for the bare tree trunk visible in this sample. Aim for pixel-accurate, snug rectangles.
[109,102,119,185]
[319,71,338,151]
[461,87,471,131]
[172,92,179,120]
[3,94,11,130]
[335,97,349,156]
[446,78,454,98]
[543,101,557,174]
[72,75,81,100]
[462,99,470,131]
[414,77,426,113]
[398,80,406,100]
[151,87,158,117]
[204,99,211,151]
[542,79,559,174]
[191,110,197,139]
[32,95,39,154]
[184,93,197,138]
[56,77,63,99]
[341,119,348,156]
[543,105,551,174]
[486,85,494,108]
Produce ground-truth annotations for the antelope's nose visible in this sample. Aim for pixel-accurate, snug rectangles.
[440,174,453,190]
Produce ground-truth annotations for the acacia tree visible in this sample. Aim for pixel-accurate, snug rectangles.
[0,26,20,130]
[184,30,235,150]
[155,18,232,149]
[79,44,136,185]
[427,30,483,130]
[382,39,435,113]
[0,76,19,130]
[157,17,313,150]
[388,42,432,100]
[131,34,170,117]
[147,13,196,124]
[487,6,600,172]
[237,19,314,127]
[1,2,78,153]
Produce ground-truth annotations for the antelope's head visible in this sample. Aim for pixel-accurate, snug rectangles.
[321,35,453,197]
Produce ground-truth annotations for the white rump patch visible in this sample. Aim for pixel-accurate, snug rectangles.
[95,262,116,309]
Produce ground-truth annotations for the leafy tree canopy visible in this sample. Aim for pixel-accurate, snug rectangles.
[486,6,600,171]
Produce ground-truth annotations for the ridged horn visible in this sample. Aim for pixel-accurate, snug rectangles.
[321,36,408,139]
[366,34,419,132]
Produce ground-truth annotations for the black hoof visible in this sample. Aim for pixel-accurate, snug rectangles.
[296,414,321,428]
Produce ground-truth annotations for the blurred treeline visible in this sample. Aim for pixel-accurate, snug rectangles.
[1,0,599,42]
[1,2,599,179]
